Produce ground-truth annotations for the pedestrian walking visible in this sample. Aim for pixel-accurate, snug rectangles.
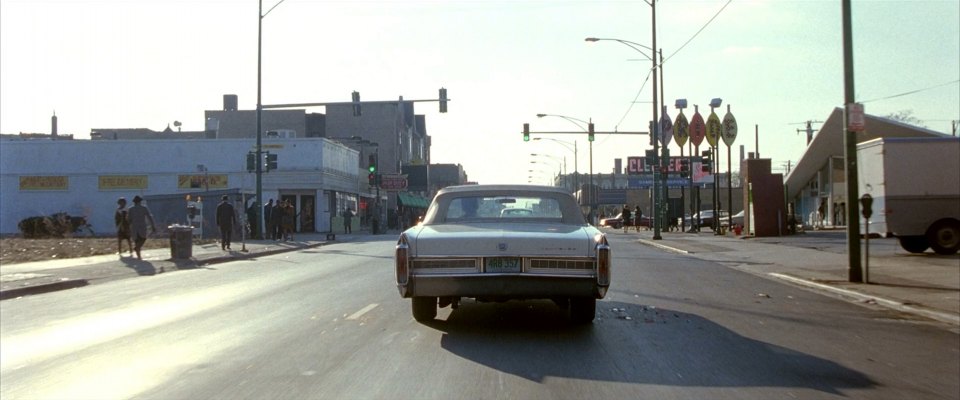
[343,207,354,234]
[272,200,284,240]
[115,197,133,256]
[281,200,297,241]
[127,195,156,260]
[246,200,258,238]
[621,205,632,234]
[216,195,238,250]
[634,206,643,232]
[264,199,274,240]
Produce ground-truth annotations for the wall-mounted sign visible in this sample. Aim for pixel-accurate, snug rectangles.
[20,176,68,191]
[99,175,148,190]
[178,174,228,189]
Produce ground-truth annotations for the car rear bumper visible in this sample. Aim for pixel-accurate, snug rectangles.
[399,274,606,299]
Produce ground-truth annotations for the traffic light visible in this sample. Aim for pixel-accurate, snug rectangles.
[351,91,361,117]
[523,123,530,142]
[588,122,595,142]
[246,152,256,172]
[679,157,690,177]
[265,153,278,171]
[439,88,448,113]
[367,154,377,185]
[701,150,712,173]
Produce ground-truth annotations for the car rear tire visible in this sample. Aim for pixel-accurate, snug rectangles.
[569,297,596,324]
[927,220,960,255]
[898,236,929,254]
[412,296,437,322]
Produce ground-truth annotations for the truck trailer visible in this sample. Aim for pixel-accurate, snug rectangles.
[857,137,960,255]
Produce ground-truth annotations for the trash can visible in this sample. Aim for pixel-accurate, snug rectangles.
[168,224,193,259]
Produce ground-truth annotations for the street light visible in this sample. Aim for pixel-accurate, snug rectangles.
[531,153,566,175]
[530,159,562,185]
[532,138,579,192]
[536,114,595,223]
[255,0,286,239]
[586,5,662,240]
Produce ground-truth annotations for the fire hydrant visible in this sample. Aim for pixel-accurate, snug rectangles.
[733,224,743,236]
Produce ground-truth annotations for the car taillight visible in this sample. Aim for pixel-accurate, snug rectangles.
[396,234,410,285]
[596,236,610,286]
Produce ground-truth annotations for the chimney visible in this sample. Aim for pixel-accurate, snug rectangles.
[223,94,238,111]
[51,111,58,137]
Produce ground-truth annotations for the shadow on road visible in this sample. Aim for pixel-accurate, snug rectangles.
[431,300,876,395]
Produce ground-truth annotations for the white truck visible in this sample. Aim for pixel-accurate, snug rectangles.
[857,137,960,255]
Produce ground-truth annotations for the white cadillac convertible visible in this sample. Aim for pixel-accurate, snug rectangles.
[395,185,611,323]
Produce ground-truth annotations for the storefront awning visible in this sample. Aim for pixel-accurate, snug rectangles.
[397,192,430,209]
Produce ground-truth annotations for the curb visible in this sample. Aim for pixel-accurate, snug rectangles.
[0,279,88,300]
[636,237,959,327]
[636,238,691,254]
[768,273,960,326]
[0,241,328,301]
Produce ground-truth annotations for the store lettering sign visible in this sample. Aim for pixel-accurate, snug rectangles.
[99,175,148,190]
[20,176,68,191]
[177,174,228,189]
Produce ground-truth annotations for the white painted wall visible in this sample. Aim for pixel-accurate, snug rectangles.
[0,138,359,235]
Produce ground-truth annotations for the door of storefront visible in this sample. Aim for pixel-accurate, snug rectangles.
[300,195,315,232]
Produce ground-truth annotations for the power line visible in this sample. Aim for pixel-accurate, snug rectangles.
[662,0,733,65]
[610,69,653,138]
[614,0,732,132]
[860,79,960,104]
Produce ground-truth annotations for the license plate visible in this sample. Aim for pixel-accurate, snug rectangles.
[485,257,522,273]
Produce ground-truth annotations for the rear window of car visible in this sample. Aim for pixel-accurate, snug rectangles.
[445,196,562,221]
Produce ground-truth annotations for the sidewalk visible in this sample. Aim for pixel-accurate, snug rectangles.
[0,231,363,300]
[629,228,960,327]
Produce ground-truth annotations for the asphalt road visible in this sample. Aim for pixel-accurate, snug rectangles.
[1,234,958,399]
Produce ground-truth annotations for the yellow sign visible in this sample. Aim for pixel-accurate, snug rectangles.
[99,175,148,190]
[706,111,722,147]
[20,176,68,191]
[251,144,284,150]
[178,174,228,189]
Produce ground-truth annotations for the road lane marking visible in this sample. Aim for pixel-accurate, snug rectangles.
[346,303,379,320]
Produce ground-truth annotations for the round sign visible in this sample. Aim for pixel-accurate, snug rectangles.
[660,107,673,146]
[689,110,706,147]
[673,111,689,147]
[706,111,721,147]
[721,106,738,147]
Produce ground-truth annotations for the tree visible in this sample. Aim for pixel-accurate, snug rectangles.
[884,110,926,128]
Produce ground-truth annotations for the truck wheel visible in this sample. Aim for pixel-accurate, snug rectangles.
[927,220,960,255]
[569,298,596,324]
[898,236,929,254]
[412,297,437,322]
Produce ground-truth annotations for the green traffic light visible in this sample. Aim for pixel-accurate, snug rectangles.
[369,165,376,173]
[523,133,530,142]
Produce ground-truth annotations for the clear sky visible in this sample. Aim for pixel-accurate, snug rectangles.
[2,0,958,184]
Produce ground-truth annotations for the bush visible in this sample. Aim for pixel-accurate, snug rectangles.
[18,213,91,238]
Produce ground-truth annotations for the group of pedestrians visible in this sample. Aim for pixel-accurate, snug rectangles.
[619,204,644,233]
[263,199,298,241]
[114,195,156,260]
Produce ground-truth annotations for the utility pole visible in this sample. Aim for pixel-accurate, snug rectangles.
[842,0,863,283]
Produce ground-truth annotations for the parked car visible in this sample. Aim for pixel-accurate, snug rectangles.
[395,184,612,324]
[679,210,729,229]
[599,212,651,229]
[720,210,744,228]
